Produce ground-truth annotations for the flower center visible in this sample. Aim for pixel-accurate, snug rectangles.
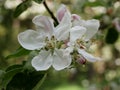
[44,36,67,50]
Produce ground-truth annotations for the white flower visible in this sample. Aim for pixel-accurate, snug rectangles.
[18,4,101,71]
[71,14,100,41]
[18,11,72,71]
[66,27,101,62]
[57,4,100,41]
[56,4,101,62]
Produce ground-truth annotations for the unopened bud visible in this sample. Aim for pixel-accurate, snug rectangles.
[76,56,86,64]
[71,14,80,21]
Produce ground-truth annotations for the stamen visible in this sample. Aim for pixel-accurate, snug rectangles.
[51,35,55,40]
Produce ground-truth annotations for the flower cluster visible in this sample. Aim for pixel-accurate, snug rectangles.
[18,4,101,71]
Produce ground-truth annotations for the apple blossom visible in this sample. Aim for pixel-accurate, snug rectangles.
[18,4,101,71]
[18,10,87,71]
[65,28,101,63]
[56,4,101,63]
[57,4,100,41]
[18,11,73,71]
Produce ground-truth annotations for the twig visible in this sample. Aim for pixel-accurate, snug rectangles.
[43,0,59,25]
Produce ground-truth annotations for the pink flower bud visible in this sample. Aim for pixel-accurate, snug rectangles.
[71,14,80,22]
[76,56,86,64]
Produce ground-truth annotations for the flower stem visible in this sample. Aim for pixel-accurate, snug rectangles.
[33,73,47,90]
[43,0,59,25]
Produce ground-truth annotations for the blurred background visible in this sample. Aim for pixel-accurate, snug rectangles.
[0,0,120,90]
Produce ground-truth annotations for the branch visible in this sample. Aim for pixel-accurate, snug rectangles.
[43,0,59,25]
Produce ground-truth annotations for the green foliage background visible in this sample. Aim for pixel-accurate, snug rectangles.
[0,0,120,90]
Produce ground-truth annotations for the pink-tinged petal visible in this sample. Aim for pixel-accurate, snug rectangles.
[72,14,85,26]
[59,10,71,26]
[32,15,54,38]
[78,49,101,62]
[53,49,72,70]
[55,11,71,40]
[83,19,100,41]
[70,26,86,43]
[31,50,52,71]
[18,30,46,50]
[57,4,67,22]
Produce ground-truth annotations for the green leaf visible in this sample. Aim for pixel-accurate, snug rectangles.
[6,71,46,90]
[0,70,5,78]
[105,27,119,44]
[33,0,43,3]
[5,47,31,59]
[33,73,47,90]
[14,0,32,18]
[1,67,23,89]
[0,70,5,89]
[6,64,23,72]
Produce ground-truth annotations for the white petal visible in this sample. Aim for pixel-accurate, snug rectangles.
[31,50,52,71]
[78,49,101,62]
[56,4,67,22]
[18,30,45,50]
[32,15,54,38]
[55,11,71,40]
[83,19,100,41]
[64,46,74,56]
[53,49,72,70]
[70,26,86,42]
